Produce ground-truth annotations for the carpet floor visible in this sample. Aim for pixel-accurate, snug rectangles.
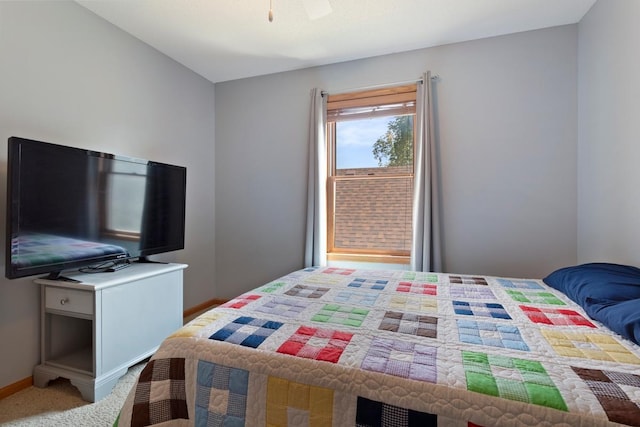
[0,362,145,426]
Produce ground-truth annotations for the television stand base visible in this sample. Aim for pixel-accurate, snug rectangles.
[106,261,131,272]
[42,272,81,283]
[135,256,168,264]
[33,363,129,402]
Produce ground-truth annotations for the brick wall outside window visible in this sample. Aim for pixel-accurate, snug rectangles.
[334,166,413,252]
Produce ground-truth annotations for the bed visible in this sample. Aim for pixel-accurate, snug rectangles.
[115,264,640,426]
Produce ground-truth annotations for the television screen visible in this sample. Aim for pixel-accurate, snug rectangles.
[5,136,186,279]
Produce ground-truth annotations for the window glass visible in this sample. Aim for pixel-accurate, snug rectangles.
[333,176,413,252]
[327,84,416,260]
[336,115,413,175]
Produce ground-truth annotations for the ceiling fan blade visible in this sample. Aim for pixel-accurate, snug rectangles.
[302,0,332,20]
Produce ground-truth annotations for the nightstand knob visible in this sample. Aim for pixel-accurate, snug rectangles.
[60,298,69,305]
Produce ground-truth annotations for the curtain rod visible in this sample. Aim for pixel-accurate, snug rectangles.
[321,75,439,97]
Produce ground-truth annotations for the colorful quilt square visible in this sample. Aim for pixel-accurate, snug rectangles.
[402,271,439,282]
[196,360,249,426]
[356,396,437,426]
[209,316,283,348]
[496,279,544,290]
[453,301,511,319]
[396,282,437,295]
[379,311,438,338]
[333,290,379,306]
[542,330,640,364]
[303,273,346,286]
[389,295,437,313]
[449,275,488,286]
[258,281,287,293]
[520,306,596,327]
[221,294,261,309]
[449,287,495,300]
[352,269,397,280]
[311,304,369,327]
[572,367,640,427]
[322,267,355,275]
[348,277,388,290]
[267,376,333,426]
[505,290,565,305]
[172,312,224,338]
[256,297,310,318]
[457,320,529,351]
[277,326,353,363]
[131,358,188,426]
[462,351,567,411]
[361,337,437,383]
[284,284,330,298]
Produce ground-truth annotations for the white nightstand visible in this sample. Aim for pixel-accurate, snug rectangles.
[33,262,187,402]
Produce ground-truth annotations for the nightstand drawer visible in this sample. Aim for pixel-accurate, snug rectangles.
[45,287,93,315]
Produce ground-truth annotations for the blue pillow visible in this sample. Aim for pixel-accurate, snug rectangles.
[543,263,640,306]
[544,263,640,345]
[587,298,640,345]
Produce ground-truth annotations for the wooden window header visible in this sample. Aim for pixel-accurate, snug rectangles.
[327,84,417,122]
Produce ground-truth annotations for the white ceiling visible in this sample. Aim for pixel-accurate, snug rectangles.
[77,0,596,84]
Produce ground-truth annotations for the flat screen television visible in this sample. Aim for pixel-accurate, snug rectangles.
[5,136,187,279]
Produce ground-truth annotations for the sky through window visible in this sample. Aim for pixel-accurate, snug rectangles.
[335,116,394,169]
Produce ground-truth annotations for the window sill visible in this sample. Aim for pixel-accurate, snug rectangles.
[327,252,410,265]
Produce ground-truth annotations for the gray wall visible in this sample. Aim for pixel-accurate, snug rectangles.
[577,0,640,263]
[0,2,215,388]
[215,25,578,299]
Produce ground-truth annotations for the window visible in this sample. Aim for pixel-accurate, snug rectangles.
[326,84,417,263]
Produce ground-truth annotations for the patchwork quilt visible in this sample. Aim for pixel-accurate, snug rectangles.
[115,267,640,426]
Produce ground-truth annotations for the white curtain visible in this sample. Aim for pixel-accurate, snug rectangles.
[304,88,328,267]
[411,71,443,272]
